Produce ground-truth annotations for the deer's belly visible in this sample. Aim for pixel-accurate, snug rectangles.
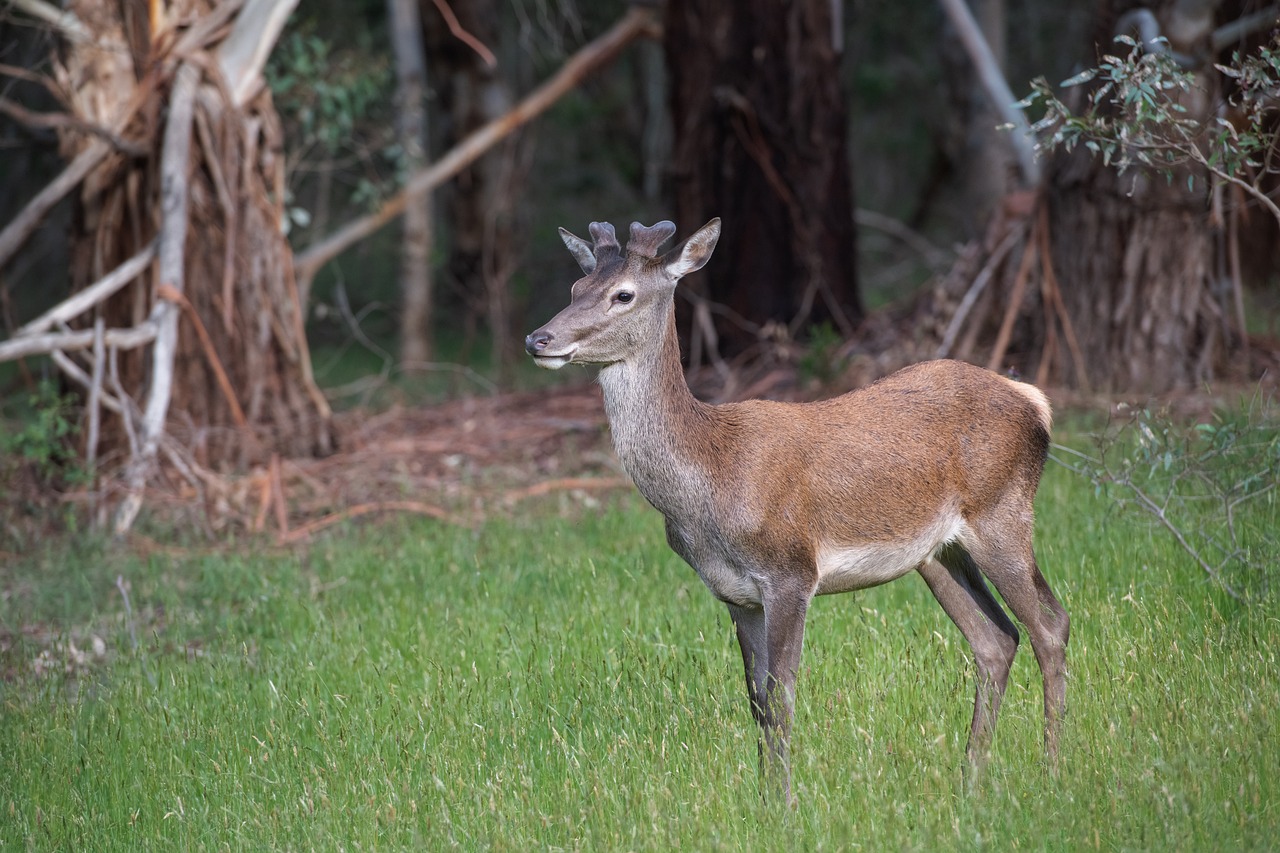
[815,512,967,595]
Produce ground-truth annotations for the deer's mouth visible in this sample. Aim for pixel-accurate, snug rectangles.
[530,348,576,369]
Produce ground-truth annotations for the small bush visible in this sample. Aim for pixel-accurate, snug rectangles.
[1054,396,1279,602]
[0,380,84,486]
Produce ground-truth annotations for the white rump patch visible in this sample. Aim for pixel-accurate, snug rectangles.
[1004,377,1053,432]
[815,513,967,595]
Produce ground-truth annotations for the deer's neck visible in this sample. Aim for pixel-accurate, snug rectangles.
[596,308,725,513]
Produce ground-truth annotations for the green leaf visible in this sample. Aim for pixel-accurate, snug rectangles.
[1061,68,1098,88]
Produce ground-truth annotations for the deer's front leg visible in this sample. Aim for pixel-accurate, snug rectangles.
[729,585,811,805]
[728,603,769,730]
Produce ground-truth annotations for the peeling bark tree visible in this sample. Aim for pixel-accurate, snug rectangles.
[1046,0,1230,391]
[665,0,861,357]
[32,0,333,471]
[924,0,1265,394]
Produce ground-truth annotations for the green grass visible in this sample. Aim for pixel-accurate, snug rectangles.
[2,454,1278,850]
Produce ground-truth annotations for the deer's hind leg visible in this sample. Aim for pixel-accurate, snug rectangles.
[963,513,1070,759]
[919,551,1020,773]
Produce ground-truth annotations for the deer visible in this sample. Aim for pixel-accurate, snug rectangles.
[524,218,1070,803]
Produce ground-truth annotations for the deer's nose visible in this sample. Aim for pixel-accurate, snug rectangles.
[525,330,553,355]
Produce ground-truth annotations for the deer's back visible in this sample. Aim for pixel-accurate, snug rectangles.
[700,360,1051,565]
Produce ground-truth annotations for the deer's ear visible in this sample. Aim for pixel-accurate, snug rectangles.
[662,218,720,280]
[560,227,596,274]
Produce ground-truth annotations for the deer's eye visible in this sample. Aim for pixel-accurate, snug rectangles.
[614,291,635,304]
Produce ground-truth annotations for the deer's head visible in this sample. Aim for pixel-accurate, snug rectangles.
[525,218,721,369]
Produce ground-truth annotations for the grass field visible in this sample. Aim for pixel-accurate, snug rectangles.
[2,438,1278,850]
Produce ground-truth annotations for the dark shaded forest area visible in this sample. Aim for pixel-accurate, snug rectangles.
[0,0,1277,537]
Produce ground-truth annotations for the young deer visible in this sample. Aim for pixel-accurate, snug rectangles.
[525,219,1069,802]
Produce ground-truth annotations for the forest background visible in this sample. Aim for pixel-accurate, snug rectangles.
[0,0,1276,540]
[1,3,1279,847]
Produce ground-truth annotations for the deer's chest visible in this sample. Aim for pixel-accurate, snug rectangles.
[663,517,763,607]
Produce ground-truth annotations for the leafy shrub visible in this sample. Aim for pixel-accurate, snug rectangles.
[1054,397,1279,602]
[1018,34,1280,222]
[0,380,83,484]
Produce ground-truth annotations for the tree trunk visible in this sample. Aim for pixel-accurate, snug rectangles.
[941,0,1014,232]
[58,0,333,467]
[388,0,434,367]
[1046,0,1225,391]
[665,0,861,357]
[423,0,524,379]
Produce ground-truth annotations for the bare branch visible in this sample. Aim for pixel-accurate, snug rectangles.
[1122,475,1243,601]
[0,96,147,155]
[155,283,248,429]
[429,0,498,68]
[294,6,657,284]
[0,320,158,361]
[279,501,469,543]
[173,0,246,57]
[1191,147,1280,229]
[0,138,109,271]
[50,350,116,412]
[8,0,90,43]
[1212,6,1280,53]
[115,62,201,536]
[936,222,1026,358]
[936,0,1041,185]
[854,209,952,268]
[0,69,157,270]
[86,318,105,471]
[216,0,300,106]
[16,240,157,336]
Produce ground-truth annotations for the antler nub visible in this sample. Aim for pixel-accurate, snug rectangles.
[627,220,677,258]
[588,221,621,265]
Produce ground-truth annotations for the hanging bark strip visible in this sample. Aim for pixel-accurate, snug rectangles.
[155,283,248,429]
[293,6,658,290]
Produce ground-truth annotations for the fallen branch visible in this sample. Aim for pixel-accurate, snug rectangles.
[294,6,657,287]
[114,62,201,536]
[16,240,157,336]
[279,501,468,543]
[0,96,147,155]
[503,476,631,504]
[0,320,158,361]
[935,222,1025,358]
